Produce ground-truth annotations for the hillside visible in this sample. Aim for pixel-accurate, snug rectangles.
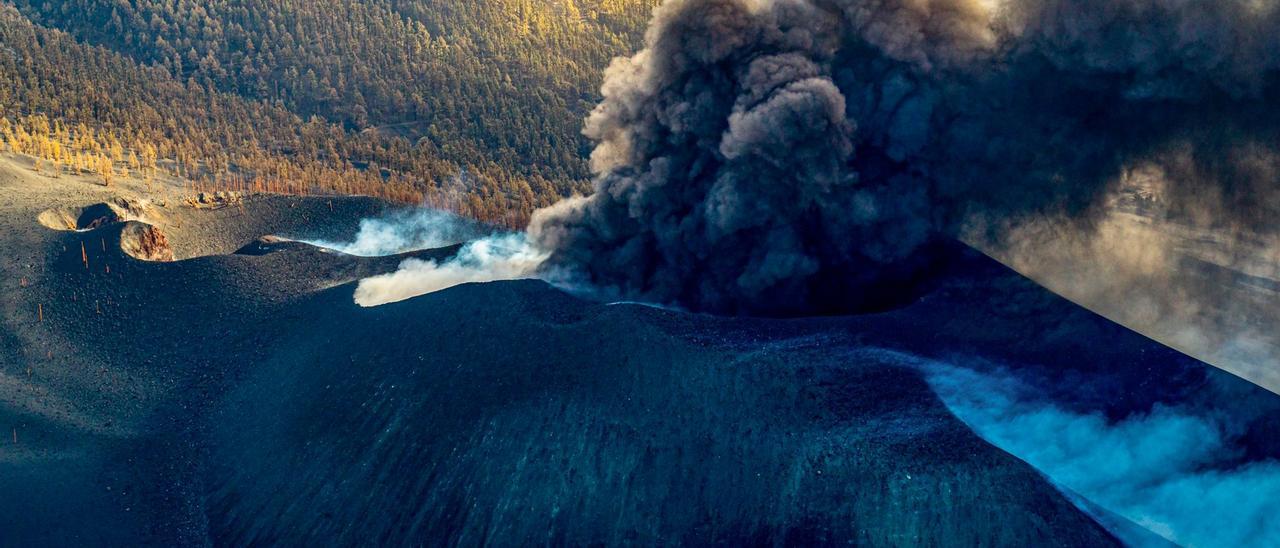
[0,0,657,225]
[3,0,1279,544]
[1,157,1277,544]
[0,160,1109,544]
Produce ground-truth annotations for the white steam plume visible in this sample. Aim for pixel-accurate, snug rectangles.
[299,208,551,307]
[354,233,549,307]
[305,208,477,257]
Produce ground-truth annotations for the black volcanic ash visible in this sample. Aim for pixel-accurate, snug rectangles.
[529,0,1280,316]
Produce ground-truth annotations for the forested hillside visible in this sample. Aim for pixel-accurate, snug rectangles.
[0,0,656,225]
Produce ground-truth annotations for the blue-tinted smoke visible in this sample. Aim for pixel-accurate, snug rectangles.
[901,353,1280,547]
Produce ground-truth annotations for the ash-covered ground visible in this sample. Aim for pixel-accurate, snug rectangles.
[1,158,1277,545]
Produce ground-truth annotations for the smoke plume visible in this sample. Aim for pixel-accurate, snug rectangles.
[973,182,1280,395]
[295,208,543,307]
[353,233,548,307]
[910,352,1280,547]
[529,0,1280,316]
[304,209,480,257]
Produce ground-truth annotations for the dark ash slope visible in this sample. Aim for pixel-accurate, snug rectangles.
[3,175,1276,545]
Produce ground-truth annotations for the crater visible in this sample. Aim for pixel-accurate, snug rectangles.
[38,198,158,231]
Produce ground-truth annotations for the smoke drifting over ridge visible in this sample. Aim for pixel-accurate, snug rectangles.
[354,234,547,306]
[920,357,1280,547]
[530,0,1280,316]
[296,208,543,307]
[303,209,481,257]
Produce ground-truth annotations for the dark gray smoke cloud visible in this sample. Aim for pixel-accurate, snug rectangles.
[530,0,1280,316]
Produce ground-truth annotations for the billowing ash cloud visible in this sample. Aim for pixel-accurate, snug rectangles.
[529,0,1280,316]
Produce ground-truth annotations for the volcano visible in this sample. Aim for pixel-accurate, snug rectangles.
[1,162,1277,545]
